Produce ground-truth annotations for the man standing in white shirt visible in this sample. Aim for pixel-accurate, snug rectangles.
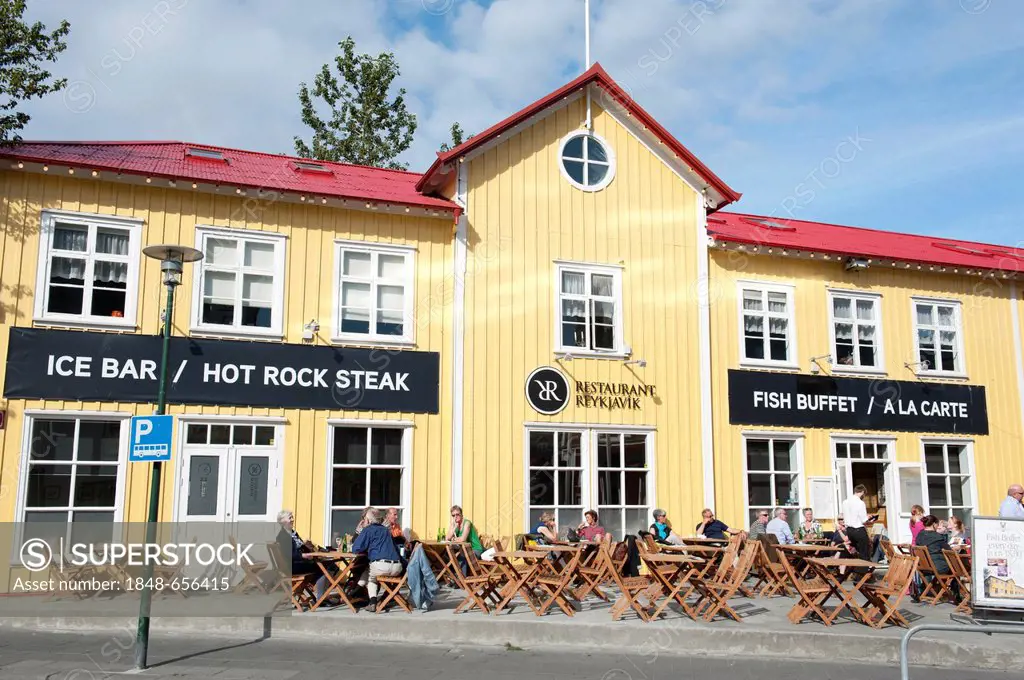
[840,484,873,561]
[999,484,1024,519]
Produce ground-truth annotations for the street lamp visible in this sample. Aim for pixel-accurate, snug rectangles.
[135,244,202,670]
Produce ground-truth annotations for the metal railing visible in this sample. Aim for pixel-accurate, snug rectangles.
[900,622,1024,680]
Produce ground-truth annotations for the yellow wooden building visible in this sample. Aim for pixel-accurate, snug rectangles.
[0,63,1021,549]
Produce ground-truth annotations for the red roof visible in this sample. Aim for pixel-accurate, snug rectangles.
[0,141,458,213]
[416,62,741,209]
[709,212,1024,274]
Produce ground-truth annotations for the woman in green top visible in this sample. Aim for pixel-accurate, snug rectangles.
[796,507,823,542]
[447,505,482,575]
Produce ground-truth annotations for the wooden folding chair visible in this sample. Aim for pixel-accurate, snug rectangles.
[944,549,972,614]
[611,540,630,575]
[448,543,503,614]
[912,545,957,605]
[859,553,918,628]
[375,572,412,613]
[776,546,832,624]
[267,541,317,611]
[535,548,583,616]
[879,537,897,563]
[576,534,612,601]
[752,535,791,597]
[690,543,758,622]
[600,542,656,622]
[230,536,269,595]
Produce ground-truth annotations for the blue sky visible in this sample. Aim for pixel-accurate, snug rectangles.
[21,0,1024,246]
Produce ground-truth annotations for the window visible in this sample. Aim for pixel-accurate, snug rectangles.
[559,132,615,191]
[334,241,415,343]
[34,211,142,326]
[526,428,653,538]
[834,440,890,460]
[294,161,331,173]
[186,147,226,161]
[19,416,125,542]
[739,284,795,366]
[924,442,973,525]
[595,433,650,539]
[829,292,882,370]
[913,299,964,374]
[328,426,406,543]
[191,228,286,337]
[557,263,622,354]
[185,423,276,447]
[745,437,802,532]
[527,430,583,533]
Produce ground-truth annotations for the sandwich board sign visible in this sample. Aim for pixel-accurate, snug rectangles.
[129,415,173,462]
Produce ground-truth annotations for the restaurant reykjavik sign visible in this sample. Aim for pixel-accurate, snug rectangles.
[727,369,988,435]
[525,366,655,414]
[3,328,441,414]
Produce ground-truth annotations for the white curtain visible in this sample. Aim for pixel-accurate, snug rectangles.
[742,290,763,312]
[767,292,787,313]
[95,230,128,256]
[768,318,788,338]
[53,225,87,251]
[835,322,853,341]
[50,256,85,281]
[856,299,874,321]
[591,274,614,297]
[744,314,763,334]
[832,297,851,319]
[561,271,585,295]
[916,304,933,326]
[93,261,127,284]
[858,324,876,343]
[937,306,955,328]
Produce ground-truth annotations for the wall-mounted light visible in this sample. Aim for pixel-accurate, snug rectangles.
[809,353,832,374]
[556,352,574,362]
[623,358,647,368]
[302,319,320,341]
[905,360,930,373]
[845,257,870,271]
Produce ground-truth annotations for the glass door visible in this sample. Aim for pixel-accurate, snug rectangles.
[181,448,230,522]
[834,458,852,516]
[896,464,923,544]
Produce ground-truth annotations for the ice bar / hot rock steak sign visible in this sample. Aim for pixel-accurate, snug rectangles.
[727,369,988,435]
[3,328,441,414]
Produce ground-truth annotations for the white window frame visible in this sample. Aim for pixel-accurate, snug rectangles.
[332,240,416,346]
[523,424,655,537]
[920,438,978,523]
[737,281,798,369]
[592,430,654,539]
[33,209,143,329]
[14,411,130,527]
[554,260,625,357]
[827,289,885,374]
[190,226,287,339]
[741,432,805,531]
[558,130,616,192]
[322,420,413,545]
[911,296,967,378]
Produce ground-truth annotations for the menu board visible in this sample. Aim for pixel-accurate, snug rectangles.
[972,516,1024,611]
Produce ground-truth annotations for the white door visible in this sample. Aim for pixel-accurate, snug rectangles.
[895,464,923,545]
[176,422,282,523]
[834,458,852,516]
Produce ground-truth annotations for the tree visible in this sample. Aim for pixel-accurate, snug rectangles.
[439,121,472,153]
[0,0,70,145]
[294,37,417,170]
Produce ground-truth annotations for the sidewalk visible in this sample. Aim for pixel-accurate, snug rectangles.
[3,588,1023,671]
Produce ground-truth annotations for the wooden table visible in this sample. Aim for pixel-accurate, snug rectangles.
[805,557,878,625]
[641,553,705,619]
[777,544,840,578]
[491,550,547,614]
[419,541,463,586]
[302,551,366,612]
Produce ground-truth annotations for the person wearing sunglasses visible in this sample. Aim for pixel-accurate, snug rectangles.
[748,510,770,540]
[446,505,483,574]
[999,484,1024,519]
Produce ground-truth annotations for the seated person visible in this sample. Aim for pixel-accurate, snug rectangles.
[695,508,742,540]
[650,508,686,546]
[531,512,558,544]
[831,516,857,556]
[796,508,823,542]
[276,509,333,603]
[916,514,958,600]
[447,504,483,575]
[385,506,408,557]
[351,508,403,613]
[766,508,795,545]
[577,509,607,541]
[748,510,770,540]
[354,506,377,535]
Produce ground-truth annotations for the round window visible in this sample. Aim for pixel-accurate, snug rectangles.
[559,132,615,191]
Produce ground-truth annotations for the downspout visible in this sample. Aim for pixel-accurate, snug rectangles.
[696,189,716,511]
[450,161,468,507]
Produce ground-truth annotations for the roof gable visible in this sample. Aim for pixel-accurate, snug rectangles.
[416,62,740,210]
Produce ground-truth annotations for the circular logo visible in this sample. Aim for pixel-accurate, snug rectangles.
[248,463,262,476]
[20,538,53,572]
[526,366,571,415]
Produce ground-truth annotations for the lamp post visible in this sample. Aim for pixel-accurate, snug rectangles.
[135,244,203,670]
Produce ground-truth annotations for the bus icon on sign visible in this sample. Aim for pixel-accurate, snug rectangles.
[129,415,174,462]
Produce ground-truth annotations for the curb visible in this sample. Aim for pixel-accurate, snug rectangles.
[2,614,1021,671]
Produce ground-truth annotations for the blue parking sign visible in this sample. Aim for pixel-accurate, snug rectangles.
[129,415,174,462]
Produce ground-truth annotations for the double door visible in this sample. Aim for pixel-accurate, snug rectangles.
[175,422,282,523]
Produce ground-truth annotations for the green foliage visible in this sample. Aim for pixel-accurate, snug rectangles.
[0,0,70,145]
[439,121,471,153]
[294,36,417,171]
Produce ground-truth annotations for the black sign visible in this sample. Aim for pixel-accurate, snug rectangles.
[526,366,570,415]
[728,369,988,435]
[3,328,440,414]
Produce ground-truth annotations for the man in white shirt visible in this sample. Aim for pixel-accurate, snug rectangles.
[766,508,795,545]
[839,484,873,561]
[999,484,1024,519]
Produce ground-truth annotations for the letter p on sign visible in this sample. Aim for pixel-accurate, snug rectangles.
[129,414,174,462]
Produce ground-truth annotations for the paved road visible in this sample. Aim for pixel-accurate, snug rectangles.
[0,629,1014,680]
